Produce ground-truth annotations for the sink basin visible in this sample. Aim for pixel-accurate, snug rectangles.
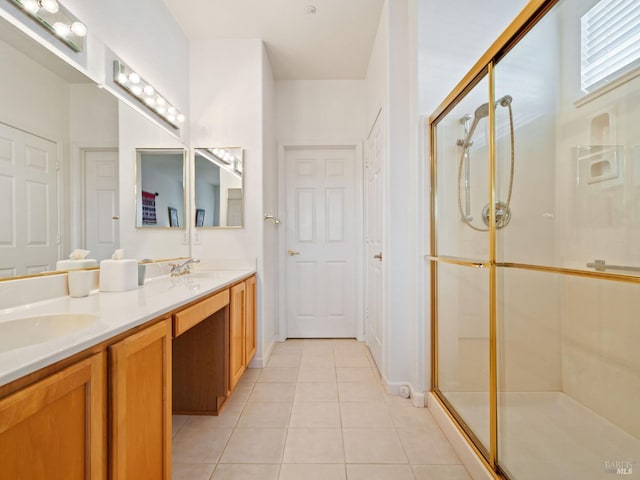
[0,313,100,353]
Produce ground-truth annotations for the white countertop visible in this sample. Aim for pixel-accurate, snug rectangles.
[0,269,254,388]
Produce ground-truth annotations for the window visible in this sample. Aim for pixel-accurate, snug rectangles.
[581,0,640,93]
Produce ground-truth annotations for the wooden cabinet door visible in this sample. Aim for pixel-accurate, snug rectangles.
[0,353,105,480]
[245,275,257,364]
[229,281,247,391]
[109,320,171,480]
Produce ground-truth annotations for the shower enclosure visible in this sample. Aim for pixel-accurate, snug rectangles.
[429,0,640,478]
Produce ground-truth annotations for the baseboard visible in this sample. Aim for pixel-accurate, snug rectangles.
[380,376,426,408]
[410,385,426,407]
[427,393,496,480]
[248,337,276,368]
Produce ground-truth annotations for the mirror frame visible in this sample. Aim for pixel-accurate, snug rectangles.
[135,147,187,229]
[193,147,244,229]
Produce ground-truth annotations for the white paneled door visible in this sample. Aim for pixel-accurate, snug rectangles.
[0,123,58,277]
[84,149,119,261]
[285,146,358,338]
[365,111,384,370]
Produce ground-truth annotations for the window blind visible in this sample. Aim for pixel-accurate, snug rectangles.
[581,0,640,93]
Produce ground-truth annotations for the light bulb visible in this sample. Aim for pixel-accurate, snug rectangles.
[53,22,70,37]
[130,85,142,96]
[156,106,167,114]
[70,22,87,37]
[117,72,128,84]
[167,106,176,115]
[22,0,39,13]
[40,0,59,13]
[143,85,154,96]
[128,72,140,84]
[144,97,155,106]
[156,97,166,106]
[177,114,185,123]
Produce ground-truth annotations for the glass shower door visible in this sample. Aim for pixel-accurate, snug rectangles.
[433,75,492,456]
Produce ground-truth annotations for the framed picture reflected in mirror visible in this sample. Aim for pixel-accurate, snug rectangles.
[168,207,179,227]
[195,208,205,227]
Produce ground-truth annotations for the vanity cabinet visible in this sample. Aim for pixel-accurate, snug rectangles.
[230,276,257,392]
[109,319,171,480]
[229,280,247,391]
[0,353,105,480]
[245,275,257,365]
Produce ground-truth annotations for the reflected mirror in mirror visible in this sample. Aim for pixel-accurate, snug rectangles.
[136,148,186,228]
[194,147,244,228]
[0,17,119,278]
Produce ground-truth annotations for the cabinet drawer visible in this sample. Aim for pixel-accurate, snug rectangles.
[173,289,229,337]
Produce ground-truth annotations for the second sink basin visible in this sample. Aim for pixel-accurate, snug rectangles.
[0,313,100,353]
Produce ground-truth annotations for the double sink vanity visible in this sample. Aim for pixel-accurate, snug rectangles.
[0,267,256,479]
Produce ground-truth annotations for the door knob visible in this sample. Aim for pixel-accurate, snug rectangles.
[373,253,382,261]
[288,250,300,256]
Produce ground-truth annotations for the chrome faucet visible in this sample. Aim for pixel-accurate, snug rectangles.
[169,258,200,276]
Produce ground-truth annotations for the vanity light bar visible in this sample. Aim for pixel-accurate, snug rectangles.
[113,60,185,129]
[197,148,242,178]
[9,0,87,52]
[209,148,243,176]
[208,148,237,166]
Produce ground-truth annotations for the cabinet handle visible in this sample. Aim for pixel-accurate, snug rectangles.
[373,253,382,261]
[288,250,300,256]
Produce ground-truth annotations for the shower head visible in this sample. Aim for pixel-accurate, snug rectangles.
[460,94,514,148]
[474,102,490,119]
[498,95,512,107]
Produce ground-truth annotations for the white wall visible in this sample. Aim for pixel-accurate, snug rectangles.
[364,0,422,395]
[0,38,70,144]
[387,0,418,389]
[64,0,189,131]
[262,46,277,359]
[276,80,365,140]
[189,38,274,365]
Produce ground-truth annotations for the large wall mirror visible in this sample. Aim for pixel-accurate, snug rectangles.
[194,147,244,228]
[136,148,186,228]
[0,17,119,278]
[0,14,188,280]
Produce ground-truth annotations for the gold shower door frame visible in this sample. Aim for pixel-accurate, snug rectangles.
[428,0,640,478]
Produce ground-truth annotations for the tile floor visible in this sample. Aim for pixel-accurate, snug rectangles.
[172,339,471,480]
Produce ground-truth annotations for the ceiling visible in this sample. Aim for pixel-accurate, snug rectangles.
[162,0,385,80]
